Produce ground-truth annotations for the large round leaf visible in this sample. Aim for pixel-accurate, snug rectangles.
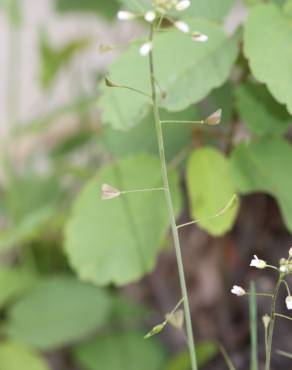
[186,147,238,236]
[230,137,292,233]
[0,342,49,370]
[235,82,291,136]
[7,276,111,350]
[64,154,182,285]
[74,332,166,370]
[244,4,292,115]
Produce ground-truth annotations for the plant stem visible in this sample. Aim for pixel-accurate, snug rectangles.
[148,24,198,370]
[265,277,282,370]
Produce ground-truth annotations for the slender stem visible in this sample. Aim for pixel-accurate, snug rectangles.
[148,24,198,370]
[121,187,165,194]
[160,120,204,124]
[282,280,291,296]
[118,85,151,99]
[246,293,273,298]
[265,277,282,370]
[275,313,292,322]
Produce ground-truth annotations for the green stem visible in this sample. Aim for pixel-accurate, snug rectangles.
[148,24,198,370]
[265,277,282,370]
[275,313,292,322]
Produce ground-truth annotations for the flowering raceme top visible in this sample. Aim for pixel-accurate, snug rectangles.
[116,0,208,56]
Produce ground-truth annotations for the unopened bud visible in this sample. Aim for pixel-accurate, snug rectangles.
[144,322,166,339]
[117,10,136,20]
[289,247,292,258]
[176,0,191,11]
[105,77,122,88]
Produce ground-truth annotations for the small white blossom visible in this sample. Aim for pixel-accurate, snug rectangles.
[204,109,222,125]
[145,11,156,22]
[280,265,288,273]
[140,41,153,56]
[101,183,121,200]
[174,21,190,33]
[286,296,292,310]
[289,247,292,258]
[191,32,208,42]
[250,255,267,269]
[117,10,135,20]
[176,0,191,11]
[231,285,246,296]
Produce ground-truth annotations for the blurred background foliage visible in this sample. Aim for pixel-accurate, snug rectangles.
[0,0,292,369]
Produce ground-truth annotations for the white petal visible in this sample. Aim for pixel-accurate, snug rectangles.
[145,11,156,22]
[286,296,292,310]
[231,285,246,296]
[289,247,292,258]
[176,0,191,11]
[175,21,190,33]
[140,42,152,56]
[117,10,135,20]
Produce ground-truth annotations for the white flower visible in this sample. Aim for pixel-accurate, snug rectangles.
[280,265,288,273]
[191,32,208,42]
[289,247,292,258]
[286,296,292,310]
[231,285,246,296]
[117,10,135,20]
[176,0,191,11]
[140,42,153,56]
[145,11,156,22]
[101,183,121,200]
[174,21,190,33]
[250,255,267,269]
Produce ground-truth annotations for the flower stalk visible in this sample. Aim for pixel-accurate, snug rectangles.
[148,23,198,370]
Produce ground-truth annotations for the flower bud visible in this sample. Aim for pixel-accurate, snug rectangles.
[117,10,136,20]
[175,0,191,11]
[140,42,153,56]
[250,255,267,269]
[174,21,190,33]
[289,247,292,258]
[144,322,166,339]
[231,285,246,296]
[286,296,292,310]
[145,11,156,22]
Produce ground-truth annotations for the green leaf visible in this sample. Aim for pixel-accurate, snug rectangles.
[74,332,166,370]
[56,0,119,19]
[102,106,199,161]
[186,147,238,236]
[163,341,218,370]
[0,342,49,370]
[235,82,291,136]
[244,4,292,115]
[230,137,292,232]
[64,154,182,285]
[7,276,111,350]
[99,19,239,130]
[0,267,36,308]
[284,0,292,16]
[0,206,57,254]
